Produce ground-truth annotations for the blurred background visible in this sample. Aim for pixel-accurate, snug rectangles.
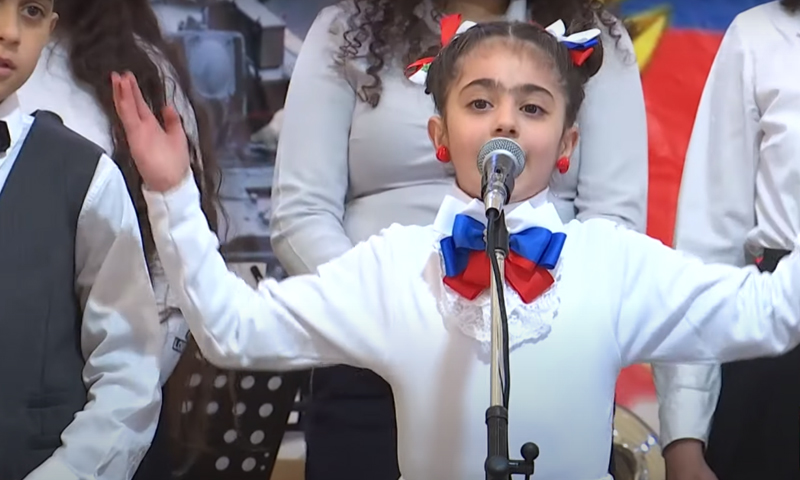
[147,0,771,478]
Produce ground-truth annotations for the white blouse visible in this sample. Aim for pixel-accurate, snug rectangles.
[145,175,800,480]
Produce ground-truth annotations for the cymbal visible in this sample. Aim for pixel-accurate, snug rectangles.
[612,404,665,480]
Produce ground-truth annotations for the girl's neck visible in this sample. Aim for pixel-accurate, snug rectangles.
[443,0,512,21]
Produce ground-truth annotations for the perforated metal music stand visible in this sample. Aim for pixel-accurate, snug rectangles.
[174,369,309,479]
[177,261,311,479]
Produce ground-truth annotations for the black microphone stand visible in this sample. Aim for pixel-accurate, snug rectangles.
[484,208,539,480]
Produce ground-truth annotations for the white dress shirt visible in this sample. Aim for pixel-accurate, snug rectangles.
[652,1,800,448]
[0,93,163,480]
[270,0,648,277]
[17,40,201,384]
[145,173,800,480]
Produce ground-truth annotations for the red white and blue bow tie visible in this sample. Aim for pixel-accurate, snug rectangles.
[440,214,566,303]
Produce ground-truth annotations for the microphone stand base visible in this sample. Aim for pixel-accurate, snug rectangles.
[485,405,539,480]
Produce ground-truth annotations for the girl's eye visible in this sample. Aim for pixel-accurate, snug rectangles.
[23,5,45,18]
[470,99,491,110]
[522,104,542,115]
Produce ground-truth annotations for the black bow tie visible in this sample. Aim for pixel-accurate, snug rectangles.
[0,121,9,154]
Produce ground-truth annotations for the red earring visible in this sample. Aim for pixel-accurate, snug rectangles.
[556,156,570,174]
[436,146,451,163]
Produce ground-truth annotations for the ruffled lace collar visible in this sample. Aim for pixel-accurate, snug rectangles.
[430,188,566,353]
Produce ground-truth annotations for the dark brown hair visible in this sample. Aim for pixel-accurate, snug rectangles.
[54,0,232,462]
[337,0,620,107]
[781,0,800,11]
[425,21,601,127]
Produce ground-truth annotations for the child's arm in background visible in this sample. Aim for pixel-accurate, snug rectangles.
[653,16,758,463]
[25,157,163,480]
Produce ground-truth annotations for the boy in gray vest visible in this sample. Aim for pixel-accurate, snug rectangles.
[0,1,164,479]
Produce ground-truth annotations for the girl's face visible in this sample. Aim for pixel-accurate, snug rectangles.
[428,39,578,202]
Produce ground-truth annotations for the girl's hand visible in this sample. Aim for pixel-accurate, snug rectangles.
[663,440,719,480]
[112,71,190,192]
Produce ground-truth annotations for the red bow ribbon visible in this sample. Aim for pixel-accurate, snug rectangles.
[443,250,554,303]
[405,14,464,78]
[528,20,595,66]
[569,47,594,66]
[440,13,464,46]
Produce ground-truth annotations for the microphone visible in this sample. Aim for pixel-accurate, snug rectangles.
[477,138,526,215]
[478,137,539,479]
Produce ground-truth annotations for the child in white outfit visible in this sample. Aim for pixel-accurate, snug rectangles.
[113,17,800,480]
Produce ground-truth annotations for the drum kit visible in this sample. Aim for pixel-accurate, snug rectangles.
[611,405,665,480]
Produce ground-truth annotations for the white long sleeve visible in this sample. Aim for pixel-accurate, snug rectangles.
[610,218,800,366]
[269,6,356,275]
[151,171,800,368]
[24,156,162,480]
[653,363,720,447]
[18,39,202,386]
[650,14,759,448]
[144,175,398,374]
[572,23,648,232]
[670,21,760,268]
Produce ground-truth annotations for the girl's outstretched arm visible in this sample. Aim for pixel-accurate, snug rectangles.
[113,71,398,374]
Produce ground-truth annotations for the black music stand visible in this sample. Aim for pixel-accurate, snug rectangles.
[176,263,311,479]
[177,369,310,479]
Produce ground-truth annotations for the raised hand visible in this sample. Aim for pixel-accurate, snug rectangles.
[111,71,190,192]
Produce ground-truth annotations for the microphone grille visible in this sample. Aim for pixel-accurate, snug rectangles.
[477,138,526,174]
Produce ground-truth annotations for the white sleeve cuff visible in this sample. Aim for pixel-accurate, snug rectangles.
[653,363,721,447]
[142,173,201,226]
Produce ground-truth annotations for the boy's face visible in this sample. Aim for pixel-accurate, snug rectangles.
[428,39,578,203]
[0,0,57,102]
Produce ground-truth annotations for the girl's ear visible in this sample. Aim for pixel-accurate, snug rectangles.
[428,114,448,150]
[558,125,578,160]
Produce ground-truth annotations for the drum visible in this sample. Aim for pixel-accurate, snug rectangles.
[610,405,665,480]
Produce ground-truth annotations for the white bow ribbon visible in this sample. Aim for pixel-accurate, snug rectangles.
[544,20,601,46]
[406,19,478,85]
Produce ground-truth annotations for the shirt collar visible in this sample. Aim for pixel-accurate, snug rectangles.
[0,94,26,160]
[433,186,565,236]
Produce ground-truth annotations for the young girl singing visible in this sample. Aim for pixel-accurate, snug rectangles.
[114,19,800,480]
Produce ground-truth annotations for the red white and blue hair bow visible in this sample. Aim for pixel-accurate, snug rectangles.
[405,14,476,85]
[404,15,602,86]
[543,20,601,66]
